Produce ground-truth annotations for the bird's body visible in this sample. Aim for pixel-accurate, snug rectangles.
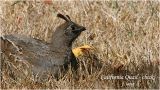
[2,34,66,75]
[1,13,86,79]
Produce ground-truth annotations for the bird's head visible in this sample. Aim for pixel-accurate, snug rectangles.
[56,13,86,46]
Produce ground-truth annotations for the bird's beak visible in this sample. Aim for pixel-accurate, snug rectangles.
[73,26,86,32]
[80,27,86,31]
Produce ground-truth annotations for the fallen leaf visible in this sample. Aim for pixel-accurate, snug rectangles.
[72,45,94,57]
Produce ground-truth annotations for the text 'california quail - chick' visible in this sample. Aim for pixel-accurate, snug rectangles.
[1,13,86,79]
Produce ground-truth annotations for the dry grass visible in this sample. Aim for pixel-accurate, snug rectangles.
[0,0,160,89]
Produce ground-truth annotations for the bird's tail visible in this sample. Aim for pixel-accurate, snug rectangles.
[0,36,20,57]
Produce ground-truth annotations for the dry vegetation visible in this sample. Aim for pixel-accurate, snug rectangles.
[0,0,160,89]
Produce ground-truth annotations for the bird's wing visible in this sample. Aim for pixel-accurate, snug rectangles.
[1,34,51,64]
[3,34,50,55]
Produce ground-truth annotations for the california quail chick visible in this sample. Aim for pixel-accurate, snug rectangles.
[1,13,86,79]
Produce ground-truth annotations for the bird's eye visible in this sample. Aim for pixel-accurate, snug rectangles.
[71,25,75,30]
